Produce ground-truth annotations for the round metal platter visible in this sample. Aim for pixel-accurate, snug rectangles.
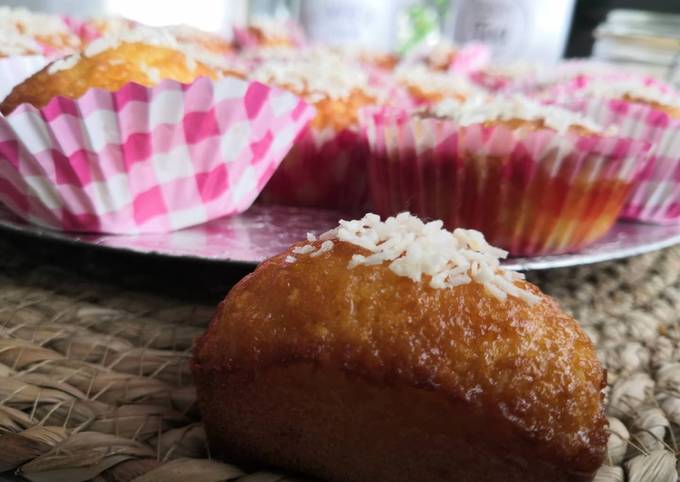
[0,204,679,271]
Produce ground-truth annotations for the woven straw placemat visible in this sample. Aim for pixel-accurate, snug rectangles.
[0,237,678,482]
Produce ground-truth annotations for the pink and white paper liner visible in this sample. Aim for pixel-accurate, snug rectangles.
[258,124,370,212]
[361,108,651,256]
[0,76,314,233]
[550,95,680,224]
[0,55,49,103]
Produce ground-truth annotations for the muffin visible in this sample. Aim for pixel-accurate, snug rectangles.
[362,95,651,255]
[0,27,222,115]
[0,26,314,233]
[193,212,608,482]
[550,77,680,224]
[252,53,381,210]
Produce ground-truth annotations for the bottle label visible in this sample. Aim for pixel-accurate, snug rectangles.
[301,0,395,51]
[453,0,529,57]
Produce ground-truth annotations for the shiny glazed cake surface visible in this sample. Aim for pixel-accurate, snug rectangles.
[193,239,607,480]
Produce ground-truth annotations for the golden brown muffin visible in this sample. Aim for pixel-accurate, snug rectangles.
[251,54,379,132]
[193,214,607,482]
[0,35,220,115]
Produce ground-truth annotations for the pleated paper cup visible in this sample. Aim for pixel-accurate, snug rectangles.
[362,109,651,256]
[258,124,371,212]
[0,55,50,103]
[550,95,680,225]
[0,76,314,233]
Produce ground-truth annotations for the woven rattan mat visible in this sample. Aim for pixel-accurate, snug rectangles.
[0,239,678,482]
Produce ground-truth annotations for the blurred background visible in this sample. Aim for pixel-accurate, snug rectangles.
[3,0,680,81]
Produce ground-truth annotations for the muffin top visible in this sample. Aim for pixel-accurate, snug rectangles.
[195,212,607,472]
[251,52,379,130]
[424,94,605,135]
[0,26,225,115]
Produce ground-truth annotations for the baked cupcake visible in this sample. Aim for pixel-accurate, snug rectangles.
[549,77,680,224]
[0,27,314,233]
[362,95,651,256]
[193,212,607,482]
[1,28,222,115]
[252,53,381,211]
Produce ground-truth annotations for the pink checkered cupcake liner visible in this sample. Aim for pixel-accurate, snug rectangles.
[361,108,651,256]
[551,95,680,224]
[258,124,370,212]
[0,55,50,103]
[0,76,314,233]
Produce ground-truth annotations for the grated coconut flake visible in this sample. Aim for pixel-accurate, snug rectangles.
[293,212,540,305]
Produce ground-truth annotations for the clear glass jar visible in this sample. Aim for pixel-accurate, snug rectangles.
[443,0,577,63]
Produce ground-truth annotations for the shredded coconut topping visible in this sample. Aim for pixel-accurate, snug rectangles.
[0,6,74,38]
[0,30,42,56]
[251,52,371,102]
[84,25,181,57]
[43,25,232,76]
[428,94,604,134]
[0,7,78,56]
[294,213,540,305]
[576,78,680,109]
[397,64,482,98]
[47,53,81,74]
